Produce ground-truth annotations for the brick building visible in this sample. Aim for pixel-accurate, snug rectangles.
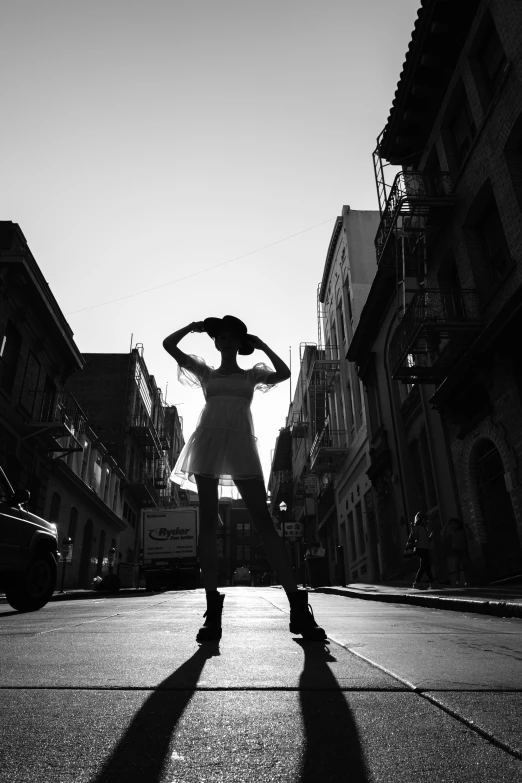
[349,0,522,582]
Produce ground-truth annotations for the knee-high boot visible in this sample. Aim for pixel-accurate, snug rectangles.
[196,590,225,642]
[287,590,326,641]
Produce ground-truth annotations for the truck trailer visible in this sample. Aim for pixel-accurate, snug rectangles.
[140,507,200,591]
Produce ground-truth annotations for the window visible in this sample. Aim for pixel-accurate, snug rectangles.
[237,522,250,536]
[449,96,476,166]
[437,253,465,320]
[103,468,111,503]
[344,276,353,322]
[113,479,119,511]
[345,381,355,433]
[347,510,357,558]
[365,374,382,440]
[81,440,91,482]
[337,301,346,344]
[479,201,511,285]
[68,507,78,542]
[504,114,522,214]
[355,502,366,555]
[19,351,40,414]
[236,544,250,561]
[0,321,22,396]
[476,13,508,100]
[351,368,363,428]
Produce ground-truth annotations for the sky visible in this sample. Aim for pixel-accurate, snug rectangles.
[1,0,421,494]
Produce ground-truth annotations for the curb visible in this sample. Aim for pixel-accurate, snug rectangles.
[313,586,522,619]
[0,589,154,606]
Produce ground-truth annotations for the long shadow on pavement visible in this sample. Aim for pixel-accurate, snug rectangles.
[296,640,369,783]
[92,642,219,783]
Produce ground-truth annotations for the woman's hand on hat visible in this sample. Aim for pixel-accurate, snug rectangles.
[246,334,265,350]
[191,321,206,333]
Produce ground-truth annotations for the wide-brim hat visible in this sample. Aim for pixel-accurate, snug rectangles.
[204,315,255,355]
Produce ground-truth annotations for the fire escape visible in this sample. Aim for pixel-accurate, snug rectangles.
[302,339,346,474]
[23,389,87,459]
[373,132,481,383]
[129,355,175,507]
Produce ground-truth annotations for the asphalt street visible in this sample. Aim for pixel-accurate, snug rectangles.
[0,587,521,782]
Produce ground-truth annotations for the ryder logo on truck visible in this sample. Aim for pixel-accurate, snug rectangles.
[149,527,192,541]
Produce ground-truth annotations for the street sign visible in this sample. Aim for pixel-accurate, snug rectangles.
[283,521,304,539]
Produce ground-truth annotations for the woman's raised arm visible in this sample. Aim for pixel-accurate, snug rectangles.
[163,321,205,364]
[248,335,291,383]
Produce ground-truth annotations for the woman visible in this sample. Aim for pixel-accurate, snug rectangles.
[408,511,435,589]
[163,315,326,642]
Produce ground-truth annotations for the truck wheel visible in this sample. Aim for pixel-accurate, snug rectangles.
[5,551,57,612]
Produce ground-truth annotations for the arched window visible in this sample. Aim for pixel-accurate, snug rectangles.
[49,492,61,523]
[68,507,78,542]
[96,530,106,576]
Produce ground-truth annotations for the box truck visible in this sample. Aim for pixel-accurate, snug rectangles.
[140,507,200,591]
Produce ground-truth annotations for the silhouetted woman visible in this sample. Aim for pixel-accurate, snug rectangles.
[163,315,326,642]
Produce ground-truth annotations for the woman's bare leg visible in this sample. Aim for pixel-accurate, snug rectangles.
[234,478,298,593]
[194,475,220,592]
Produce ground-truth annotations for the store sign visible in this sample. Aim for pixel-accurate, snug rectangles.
[304,476,317,494]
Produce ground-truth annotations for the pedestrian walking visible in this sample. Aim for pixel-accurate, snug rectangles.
[163,316,326,642]
[407,511,435,589]
[443,517,471,586]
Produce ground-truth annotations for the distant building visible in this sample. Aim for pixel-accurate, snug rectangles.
[349,0,522,582]
[185,493,271,586]
[67,350,185,565]
[269,208,380,586]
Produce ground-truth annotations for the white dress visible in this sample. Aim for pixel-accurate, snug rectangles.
[170,354,277,487]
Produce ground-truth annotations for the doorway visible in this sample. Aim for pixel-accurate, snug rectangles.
[474,439,522,578]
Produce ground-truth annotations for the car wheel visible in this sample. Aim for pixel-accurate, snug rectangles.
[5,551,57,612]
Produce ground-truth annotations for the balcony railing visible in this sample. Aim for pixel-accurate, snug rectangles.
[290,412,309,439]
[130,409,163,455]
[310,426,347,474]
[389,289,482,383]
[24,389,87,452]
[306,345,340,390]
[127,473,159,506]
[375,170,454,267]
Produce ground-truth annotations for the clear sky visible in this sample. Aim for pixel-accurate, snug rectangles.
[1,0,420,494]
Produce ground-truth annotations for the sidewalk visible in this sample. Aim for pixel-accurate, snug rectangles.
[2,579,522,617]
[313,578,522,618]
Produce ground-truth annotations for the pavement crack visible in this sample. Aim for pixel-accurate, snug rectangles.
[327,633,522,764]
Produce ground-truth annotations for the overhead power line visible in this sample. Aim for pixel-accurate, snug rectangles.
[66,217,336,315]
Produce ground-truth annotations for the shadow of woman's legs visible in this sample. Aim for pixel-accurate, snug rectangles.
[92,643,219,783]
[296,640,369,783]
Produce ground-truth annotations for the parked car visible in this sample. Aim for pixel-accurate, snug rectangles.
[0,466,59,611]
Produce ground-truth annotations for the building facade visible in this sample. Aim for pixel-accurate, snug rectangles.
[350,0,522,583]
[0,222,134,589]
[0,221,85,514]
[269,208,380,586]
